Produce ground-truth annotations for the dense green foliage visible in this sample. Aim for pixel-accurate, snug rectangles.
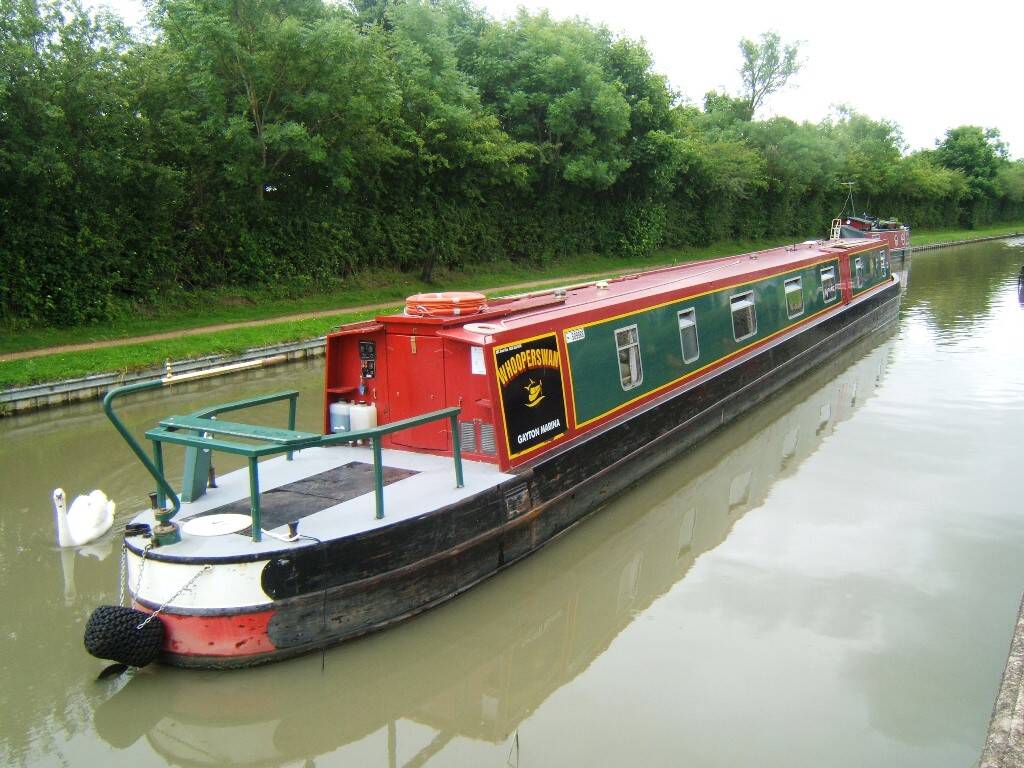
[2,0,1023,327]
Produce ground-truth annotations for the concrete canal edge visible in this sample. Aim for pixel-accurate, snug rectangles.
[0,337,325,415]
[981,593,1024,768]
[2,232,1021,417]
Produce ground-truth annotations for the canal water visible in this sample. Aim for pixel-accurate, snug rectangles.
[1,238,1022,767]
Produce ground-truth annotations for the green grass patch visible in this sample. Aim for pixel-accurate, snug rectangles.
[0,310,382,389]
[910,221,1024,247]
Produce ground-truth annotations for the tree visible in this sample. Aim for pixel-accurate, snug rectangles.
[471,11,634,190]
[738,31,801,119]
[384,0,528,280]
[701,89,754,132]
[0,0,170,324]
[934,126,1009,225]
[823,106,905,206]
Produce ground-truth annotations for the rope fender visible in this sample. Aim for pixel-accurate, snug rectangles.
[84,605,164,668]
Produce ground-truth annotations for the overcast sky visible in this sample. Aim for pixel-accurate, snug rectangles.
[96,0,1022,158]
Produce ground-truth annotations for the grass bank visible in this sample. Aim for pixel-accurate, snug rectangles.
[909,221,1024,247]
[2,223,1021,391]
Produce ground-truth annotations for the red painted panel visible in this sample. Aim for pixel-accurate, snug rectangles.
[839,253,853,304]
[155,608,277,657]
[387,334,449,450]
[442,338,498,461]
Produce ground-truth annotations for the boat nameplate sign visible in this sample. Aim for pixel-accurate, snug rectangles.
[494,333,568,458]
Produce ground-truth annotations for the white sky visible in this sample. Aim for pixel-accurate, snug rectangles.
[97,0,1022,158]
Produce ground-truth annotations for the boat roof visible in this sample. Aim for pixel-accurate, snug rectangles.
[382,237,884,343]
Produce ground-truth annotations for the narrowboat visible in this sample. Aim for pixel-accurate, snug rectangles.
[84,226,905,669]
[93,333,893,760]
[833,213,910,255]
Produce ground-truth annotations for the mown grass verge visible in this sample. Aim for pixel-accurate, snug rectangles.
[910,221,1024,247]
[0,311,379,390]
[2,225,1021,391]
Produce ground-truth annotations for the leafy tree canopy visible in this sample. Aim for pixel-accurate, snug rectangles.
[738,31,801,119]
[934,125,1009,197]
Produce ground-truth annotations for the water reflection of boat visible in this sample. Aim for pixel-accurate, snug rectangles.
[95,331,893,767]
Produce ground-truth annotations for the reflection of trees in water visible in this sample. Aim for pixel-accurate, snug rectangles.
[902,241,1022,332]
[85,332,893,768]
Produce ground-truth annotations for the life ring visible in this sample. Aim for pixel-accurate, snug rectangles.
[463,322,505,335]
[404,292,487,317]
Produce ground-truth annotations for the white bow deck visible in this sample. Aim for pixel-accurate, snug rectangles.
[129,445,514,560]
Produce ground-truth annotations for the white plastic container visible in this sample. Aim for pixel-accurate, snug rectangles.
[329,401,351,433]
[349,402,378,433]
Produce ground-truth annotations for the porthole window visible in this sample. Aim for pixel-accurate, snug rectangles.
[821,266,837,303]
[615,325,643,390]
[678,308,699,364]
[784,276,804,319]
[730,291,757,342]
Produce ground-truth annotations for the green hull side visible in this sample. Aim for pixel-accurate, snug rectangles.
[567,256,851,426]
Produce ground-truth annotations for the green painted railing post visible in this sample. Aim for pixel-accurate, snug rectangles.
[153,440,166,511]
[450,413,464,489]
[286,397,297,461]
[248,457,262,542]
[372,436,384,520]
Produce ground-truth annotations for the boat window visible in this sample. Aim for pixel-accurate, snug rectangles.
[880,248,889,277]
[784,276,804,319]
[821,266,837,302]
[854,257,865,289]
[678,308,699,364]
[615,325,643,390]
[730,291,757,342]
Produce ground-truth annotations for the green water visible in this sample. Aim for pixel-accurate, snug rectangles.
[1,237,1022,767]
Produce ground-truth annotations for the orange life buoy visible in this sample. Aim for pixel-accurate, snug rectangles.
[404,292,487,317]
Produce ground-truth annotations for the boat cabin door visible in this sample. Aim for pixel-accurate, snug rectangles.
[386,335,449,451]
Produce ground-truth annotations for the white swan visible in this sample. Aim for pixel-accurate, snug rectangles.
[53,488,115,547]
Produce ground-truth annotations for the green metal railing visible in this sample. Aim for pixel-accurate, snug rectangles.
[104,360,464,544]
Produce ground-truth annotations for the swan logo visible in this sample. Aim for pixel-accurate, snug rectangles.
[524,379,544,407]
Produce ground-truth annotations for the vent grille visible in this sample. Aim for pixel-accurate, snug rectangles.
[459,421,477,453]
[480,423,497,455]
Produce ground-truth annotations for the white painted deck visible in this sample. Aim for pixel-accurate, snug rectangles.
[128,445,514,560]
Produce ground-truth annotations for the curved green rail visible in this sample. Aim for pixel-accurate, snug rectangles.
[103,379,182,522]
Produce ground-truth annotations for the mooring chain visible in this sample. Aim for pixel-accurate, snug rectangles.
[118,543,128,607]
[132,541,153,602]
[136,565,212,630]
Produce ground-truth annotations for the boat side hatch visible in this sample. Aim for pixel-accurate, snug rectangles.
[386,335,449,451]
